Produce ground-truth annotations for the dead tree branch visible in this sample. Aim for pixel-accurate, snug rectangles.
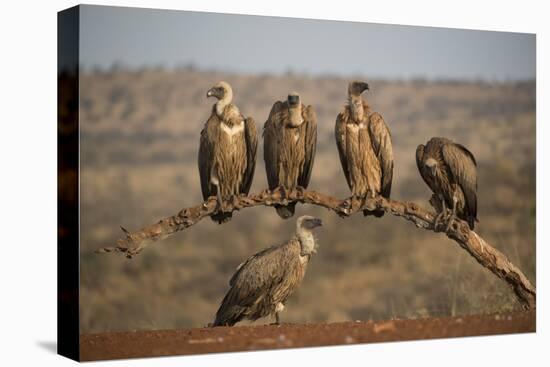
[96,187,536,310]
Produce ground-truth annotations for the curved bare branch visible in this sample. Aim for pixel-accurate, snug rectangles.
[95,187,536,310]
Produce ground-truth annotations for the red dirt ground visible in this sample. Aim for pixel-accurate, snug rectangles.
[80,310,535,361]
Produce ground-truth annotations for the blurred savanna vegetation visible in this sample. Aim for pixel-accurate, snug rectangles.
[79,67,535,333]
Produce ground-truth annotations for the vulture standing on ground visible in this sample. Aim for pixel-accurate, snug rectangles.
[199,81,258,223]
[335,81,394,216]
[212,215,323,326]
[416,137,478,230]
[263,92,317,219]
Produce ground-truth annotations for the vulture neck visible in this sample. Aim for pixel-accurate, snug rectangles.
[287,104,303,127]
[296,227,316,256]
[215,90,233,118]
[349,95,365,123]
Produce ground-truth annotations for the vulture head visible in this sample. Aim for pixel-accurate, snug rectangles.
[287,92,301,107]
[296,215,323,255]
[424,157,439,176]
[348,81,370,97]
[206,81,233,102]
[297,215,323,230]
[286,91,304,127]
[348,81,369,122]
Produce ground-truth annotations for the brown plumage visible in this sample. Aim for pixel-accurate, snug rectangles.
[263,93,317,219]
[416,137,478,230]
[212,215,322,326]
[335,81,394,217]
[199,81,258,223]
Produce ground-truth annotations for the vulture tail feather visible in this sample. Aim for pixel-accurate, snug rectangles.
[275,203,296,219]
[363,209,385,217]
[468,216,476,230]
[210,212,233,224]
[212,306,245,327]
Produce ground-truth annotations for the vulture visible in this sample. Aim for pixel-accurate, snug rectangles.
[199,81,258,223]
[263,92,317,219]
[212,215,323,326]
[335,81,394,216]
[416,137,478,230]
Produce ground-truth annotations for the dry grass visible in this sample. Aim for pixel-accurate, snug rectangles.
[79,68,535,333]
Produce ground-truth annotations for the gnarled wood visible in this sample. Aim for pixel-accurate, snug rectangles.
[96,187,536,310]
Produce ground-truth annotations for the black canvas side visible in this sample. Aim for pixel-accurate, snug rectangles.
[57,5,80,362]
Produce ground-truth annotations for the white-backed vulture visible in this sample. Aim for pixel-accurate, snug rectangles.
[212,215,322,326]
[199,81,258,223]
[263,93,317,219]
[416,137,478,230]
[335,81,394,217]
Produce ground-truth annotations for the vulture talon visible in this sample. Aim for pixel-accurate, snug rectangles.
[340,198,352,212]
[337,199,351,218]
[445,212,456,232]
[273,312,281,326]
[231,195,239,208]
[280,186,288,200]
[434,211,444,231]
[215,191,224,214]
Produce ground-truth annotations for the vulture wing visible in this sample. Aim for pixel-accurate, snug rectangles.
[368,112,394,198]
[298,105,317,188]
[263,101,284,190]
[215,242,294,324]
[229,244,285,288]
[240,116,258,194]
[442,142,478,224]
[198,111,220,200]
[335,111,352,189]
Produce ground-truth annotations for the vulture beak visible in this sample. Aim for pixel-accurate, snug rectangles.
[349,81,370,96]
[311,218,323,228]
[207,86,223,99]
[287,94,300,106]
[301,216,324,230]
[358,82,369,93]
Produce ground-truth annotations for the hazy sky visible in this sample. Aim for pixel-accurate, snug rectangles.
[78,5,535,80]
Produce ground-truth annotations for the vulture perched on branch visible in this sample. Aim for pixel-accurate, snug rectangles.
[263,93,317,219]
[212,215,323,326]
[335,81,394,217]
[199,81,258,223]
[416,137,478,230]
